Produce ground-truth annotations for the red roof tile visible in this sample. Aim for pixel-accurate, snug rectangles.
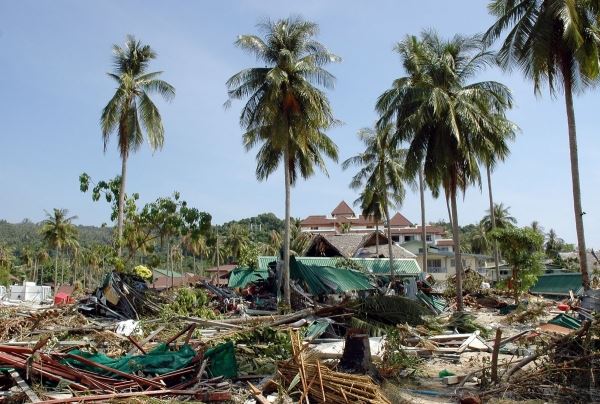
[389,212,413,227]
[436,239,454,246]
[392,226,445,235]
[331,201,355,217]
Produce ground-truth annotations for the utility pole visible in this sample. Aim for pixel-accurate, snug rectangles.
[216,227,220,287]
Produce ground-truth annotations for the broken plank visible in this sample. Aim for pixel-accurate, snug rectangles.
[10,371,41,403]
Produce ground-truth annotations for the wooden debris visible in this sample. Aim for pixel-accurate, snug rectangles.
[278,330,391,404]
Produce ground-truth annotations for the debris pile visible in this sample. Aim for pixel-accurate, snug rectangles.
[1,262,598,403]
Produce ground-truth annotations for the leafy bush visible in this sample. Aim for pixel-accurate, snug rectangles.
[134,265,152,280]
[160,288,216,319]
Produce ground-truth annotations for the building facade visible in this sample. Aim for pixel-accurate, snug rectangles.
[300,201,446,243]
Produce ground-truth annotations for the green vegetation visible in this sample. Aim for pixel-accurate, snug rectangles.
[377,32,516,311]
[226,17,340,306]
[342,124,412,279]
[485,0,599,289]
[160,288,216,319]
[100,35,175,256]
[490,226,545,303]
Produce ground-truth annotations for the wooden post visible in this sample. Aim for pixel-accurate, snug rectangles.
[491,328,502,383]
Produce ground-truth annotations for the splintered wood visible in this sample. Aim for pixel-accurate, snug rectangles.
[278,330,391,404]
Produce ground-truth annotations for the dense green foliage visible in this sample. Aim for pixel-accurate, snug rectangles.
[226,16,340,306]
[491,226,545,303]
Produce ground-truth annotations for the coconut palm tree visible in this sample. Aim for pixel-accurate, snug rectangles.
[481,203,516,231]
[470,223,491,255]
[376,32,515,311]
[545,228,565,259]
[342,124,411,280]
[226,17,340,306]
[101,35,175,256]
[40,209,78,290]
[484,0,599,290]
[225,224,250,261]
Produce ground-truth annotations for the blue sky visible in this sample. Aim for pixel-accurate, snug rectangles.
[0,1,599,247]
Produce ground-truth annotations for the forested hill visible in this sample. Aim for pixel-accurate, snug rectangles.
[0,219,113,250]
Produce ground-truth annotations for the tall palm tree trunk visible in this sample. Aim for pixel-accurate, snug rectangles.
[54,248,59,291]
[450,187,464,312]
[487,164,500,283]
[283,148,291,307]
[419,168,427,273]
[564,75,589,290]
[384,204,394,283]
[117,155,127,257]
[375,222,380,255]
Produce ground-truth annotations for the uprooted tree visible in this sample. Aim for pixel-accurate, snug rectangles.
[490,226,544,303]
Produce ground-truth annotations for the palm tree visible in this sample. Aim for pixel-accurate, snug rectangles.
[40,209,78,290]
[484,0,599,290]
[470,223,491,255]
[184,234,207,275]
[481,203,516,231]
[546,228,565,260]
[226,17,340,306]
[376,32,515,311]
[342,124,411,281]
[225,224,250,261]
[101,35,175,256]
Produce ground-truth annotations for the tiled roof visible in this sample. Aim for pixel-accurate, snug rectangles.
[331,201,355,216]
[258,256,422,276]
[392,226,445,235]
[436,239,454,246]
[389,212,413,226]
[204,264,237,273]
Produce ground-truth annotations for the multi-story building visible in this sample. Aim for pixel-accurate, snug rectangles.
[300,200,446,243]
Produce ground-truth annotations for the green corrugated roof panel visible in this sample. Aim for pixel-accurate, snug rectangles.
[530,273,584,296]
[153,268,183,278]
[290,257,375,295]
[548,313,582,330]
[258,256,421,276]
[227,267,269,289]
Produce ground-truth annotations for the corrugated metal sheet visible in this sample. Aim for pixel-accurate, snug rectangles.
[258,256,421,275]
[530,273,583,296]
[290,257,374,295]
[227,267,268,289]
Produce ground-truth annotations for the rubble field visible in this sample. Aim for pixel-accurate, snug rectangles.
[0,271,597,404]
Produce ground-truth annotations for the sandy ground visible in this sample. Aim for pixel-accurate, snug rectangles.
[392,301,562,403]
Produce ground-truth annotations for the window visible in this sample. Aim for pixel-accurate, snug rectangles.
[310,226,318,230]
[427,259,441,268]
[367,225,374,229]
[429,267,447,273]
[427,259,445,273]
[404,235,413,242]
[426,234,432,241]
[392,236,400,242]
[439,247,449,252]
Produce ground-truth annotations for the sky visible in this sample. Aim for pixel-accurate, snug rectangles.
[0,0,599,247]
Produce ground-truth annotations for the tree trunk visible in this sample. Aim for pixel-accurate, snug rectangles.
[419,168,427,273]
[384,203,394,283]
[450,188,464,312]
[563,75,589,290]
[487,164,500,283]
[216,232,220,285]
[446,195,452,226]
[375,222,379,255]
[283,148,291,307]
[117,154,127,257]
[54,248,59,292]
